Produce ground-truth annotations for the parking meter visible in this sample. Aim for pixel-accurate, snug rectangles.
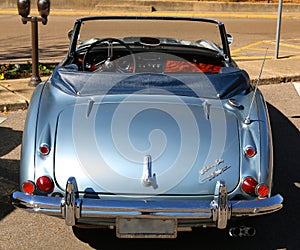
[17,0,31,24]
[37,0,51,25]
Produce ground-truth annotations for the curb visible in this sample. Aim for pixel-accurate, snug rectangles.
[252,75,300,85]
[0,102,29,113]
[1,74,300,113]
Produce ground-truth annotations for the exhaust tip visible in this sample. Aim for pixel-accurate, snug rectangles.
[229,226,256,237]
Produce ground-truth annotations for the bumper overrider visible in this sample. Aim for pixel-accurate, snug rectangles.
[11,177,283,232]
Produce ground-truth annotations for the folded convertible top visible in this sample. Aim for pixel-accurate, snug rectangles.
[51,65,250,99]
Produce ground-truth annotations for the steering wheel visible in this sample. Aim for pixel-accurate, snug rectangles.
[82,38,136,73]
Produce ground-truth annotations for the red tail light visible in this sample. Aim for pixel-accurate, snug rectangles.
[22,181,35,194]
[244,146,256,158]
[242,177,269,198]
[241,177,258,194]
[256,184,269,197]
[36,176,54,193]
[39,144,50,155]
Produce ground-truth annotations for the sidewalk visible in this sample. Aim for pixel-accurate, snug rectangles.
[1,56,299,113]
[0,77,46,113]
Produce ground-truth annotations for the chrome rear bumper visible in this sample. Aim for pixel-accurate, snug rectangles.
[11,177,283,230]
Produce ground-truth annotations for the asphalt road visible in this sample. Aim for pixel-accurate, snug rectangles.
[0,82,300,249]
[1,14,300,63]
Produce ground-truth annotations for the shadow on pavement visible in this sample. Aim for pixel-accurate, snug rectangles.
[0,126,22,219]
[72,102,300,250]
[0,44,68,63]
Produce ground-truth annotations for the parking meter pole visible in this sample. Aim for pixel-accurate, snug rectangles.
[17,0,51,87]
[29,17,42,87]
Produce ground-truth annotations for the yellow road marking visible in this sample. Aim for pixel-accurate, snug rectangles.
[232,39,300,59]
[231,41,265,53]
[233,47,300,53]
[232,55,274,60]
[266,41,300,50]
[0,9,299,19]
[233,54,300,60]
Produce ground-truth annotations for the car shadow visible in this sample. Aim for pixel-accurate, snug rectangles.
[0,126,22,219]
[72,102,300,250]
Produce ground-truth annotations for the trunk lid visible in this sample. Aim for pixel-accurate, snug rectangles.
[54,95,240,196]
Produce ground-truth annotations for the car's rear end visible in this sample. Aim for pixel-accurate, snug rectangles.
[13,67,283,238]
[11,16,283,238]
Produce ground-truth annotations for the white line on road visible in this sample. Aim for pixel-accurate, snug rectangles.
[293,82,300,97]
[0,116,7,124]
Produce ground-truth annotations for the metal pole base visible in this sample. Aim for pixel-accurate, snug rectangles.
[29,75,42,87]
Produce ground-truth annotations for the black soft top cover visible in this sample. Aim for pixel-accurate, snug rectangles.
[51,65,250,99]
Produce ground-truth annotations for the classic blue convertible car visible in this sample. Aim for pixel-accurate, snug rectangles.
[12,16,283,238]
